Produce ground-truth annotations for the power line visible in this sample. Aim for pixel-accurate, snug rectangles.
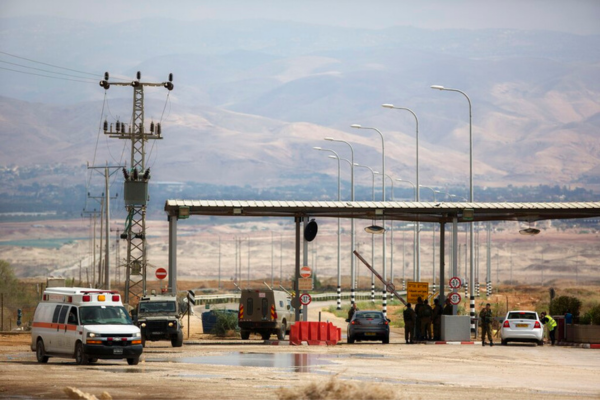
[0,66,97,84]
[0,50,102,78]
[0,59,98,81]
[0,50,130,82]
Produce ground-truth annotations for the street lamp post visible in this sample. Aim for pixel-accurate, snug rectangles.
[431,84,475,333]
[355,163,378,303]
[313,146,343,309]
[420,185,440,293]
[351,124,388,316]
[383,104,421,284]
[378,172,397,303]
[324,137,356,304]
[397,178,418,282]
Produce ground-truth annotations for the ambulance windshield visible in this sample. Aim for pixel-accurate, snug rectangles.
[80,306,133,325]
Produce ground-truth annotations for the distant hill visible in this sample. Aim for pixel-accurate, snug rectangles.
[0,17,599,194]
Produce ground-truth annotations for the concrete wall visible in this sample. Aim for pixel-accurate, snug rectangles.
[566,325,600,344]
[441,315,471,341]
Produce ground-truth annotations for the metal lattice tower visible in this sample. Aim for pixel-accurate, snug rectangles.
[100,71,173,305]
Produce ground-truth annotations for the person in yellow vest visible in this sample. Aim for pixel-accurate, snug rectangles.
[540,312,557,346]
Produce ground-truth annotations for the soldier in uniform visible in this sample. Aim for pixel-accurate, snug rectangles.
[403,303,416,344]
[414,297,423,341]
[443,297,453,316]
[418,299,433,340]
[347,303,358,321]
[480,303,494,346]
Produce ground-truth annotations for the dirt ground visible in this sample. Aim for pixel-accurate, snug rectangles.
[1,304,599,400]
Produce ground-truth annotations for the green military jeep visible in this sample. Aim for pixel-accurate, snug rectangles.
[135,295,184,347]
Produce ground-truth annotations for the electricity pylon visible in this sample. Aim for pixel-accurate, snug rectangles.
[99,71,174,305]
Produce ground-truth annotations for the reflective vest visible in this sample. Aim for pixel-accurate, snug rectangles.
[545,315,557,330]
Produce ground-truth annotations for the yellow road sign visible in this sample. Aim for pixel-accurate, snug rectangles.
[407,282,429,304]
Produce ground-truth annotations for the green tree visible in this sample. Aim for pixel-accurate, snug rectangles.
[0,260,18,293]
[0,260,39,330]
[549,295,582,317]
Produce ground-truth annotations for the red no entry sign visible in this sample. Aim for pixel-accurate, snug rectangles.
[300,266,312,278]
[155,268,167,280]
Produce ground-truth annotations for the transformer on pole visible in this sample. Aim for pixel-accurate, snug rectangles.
[99,71,174,305]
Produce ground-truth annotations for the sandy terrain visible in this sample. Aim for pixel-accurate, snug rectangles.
[0,303,599,400]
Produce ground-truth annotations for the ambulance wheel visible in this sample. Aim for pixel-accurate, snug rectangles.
[127,357,140,365]
[171,330,183,347]
[75,342,89,365]
[240,330,250,340]
[277,321,286,340]
[36,339,49,363]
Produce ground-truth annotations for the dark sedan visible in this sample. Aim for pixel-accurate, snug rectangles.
[346,310,390,344]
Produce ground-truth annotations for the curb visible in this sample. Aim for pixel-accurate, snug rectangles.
[557,341,600,349]
[423,340,475,345]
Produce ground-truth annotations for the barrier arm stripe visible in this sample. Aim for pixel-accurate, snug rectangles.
[353,250,407,306]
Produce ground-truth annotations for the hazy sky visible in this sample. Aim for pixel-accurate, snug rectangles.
[2,0,600,35]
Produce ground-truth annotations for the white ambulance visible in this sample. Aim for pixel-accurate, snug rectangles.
[31,287,143,365]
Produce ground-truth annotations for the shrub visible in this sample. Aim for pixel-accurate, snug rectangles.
[580,312,592,325]
[210,310,239,337]
[588,304,600,325]
[549,295,582,317]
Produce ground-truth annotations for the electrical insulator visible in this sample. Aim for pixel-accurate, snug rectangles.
[164,82,174,91]
[169,73,173,82]
[157,123,161,135]
[116,120,120,132]
[132,168,139,181]
[150,122,155,133]
[103,120,108,131]
[122,167,129,181]
[143,168,151,181]
[104,72,109,80]
[139,122,144,133]
[137,71,141,80]
[121,122,125,133]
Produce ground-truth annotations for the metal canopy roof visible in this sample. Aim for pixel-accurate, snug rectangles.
[164,200,600,223]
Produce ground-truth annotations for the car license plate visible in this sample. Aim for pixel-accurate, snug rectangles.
[152,332,163,335]
[365,332,376,336]
[516,323,528,328]
[113,348,123,355]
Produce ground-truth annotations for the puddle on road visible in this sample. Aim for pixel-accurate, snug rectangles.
[146,352,341,372]
[92,367,159,373]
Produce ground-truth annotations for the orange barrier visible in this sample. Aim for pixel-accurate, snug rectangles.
[289,321,341,346]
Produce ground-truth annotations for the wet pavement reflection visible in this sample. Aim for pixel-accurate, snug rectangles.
[145,352,349,372]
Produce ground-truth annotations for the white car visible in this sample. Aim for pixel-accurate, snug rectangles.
[500,310,544,346]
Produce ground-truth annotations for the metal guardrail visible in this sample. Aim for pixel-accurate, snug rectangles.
[194,290,407,306]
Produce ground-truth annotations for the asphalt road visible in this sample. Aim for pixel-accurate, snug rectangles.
[1,305,599,400]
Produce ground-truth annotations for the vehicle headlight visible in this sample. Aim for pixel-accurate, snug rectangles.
[168,322,174,327]
[133,332,141,338]
[141,323,146,328]
[87,332,96,338]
